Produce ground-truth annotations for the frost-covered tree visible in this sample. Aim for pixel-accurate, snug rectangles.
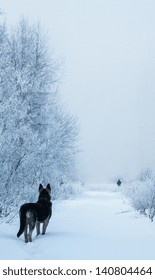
[0,19,79,221]
[122,169,155,222]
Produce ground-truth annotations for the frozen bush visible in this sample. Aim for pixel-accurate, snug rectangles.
[122,170,155,221]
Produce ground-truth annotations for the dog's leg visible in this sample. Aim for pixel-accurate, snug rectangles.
[28,223,31,242]
[42,217,49,235]
[36,221,40,236]
[26,211,35,242]
[29,224,35,242]
[24,223,28,243]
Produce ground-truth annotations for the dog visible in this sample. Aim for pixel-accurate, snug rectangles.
[17,183,52,243]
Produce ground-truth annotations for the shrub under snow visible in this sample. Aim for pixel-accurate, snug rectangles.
[122,171,155,221]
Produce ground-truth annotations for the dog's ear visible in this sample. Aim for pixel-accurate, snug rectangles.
[46,183,51,192]
[39,184,43,192]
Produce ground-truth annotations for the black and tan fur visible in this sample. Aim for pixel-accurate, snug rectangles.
[17,184,52,243]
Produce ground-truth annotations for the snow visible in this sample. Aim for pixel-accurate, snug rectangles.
[0,183,155,260]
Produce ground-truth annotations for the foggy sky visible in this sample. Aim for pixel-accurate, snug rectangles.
[1,0,155,182]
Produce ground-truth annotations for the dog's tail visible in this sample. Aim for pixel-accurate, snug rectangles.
[17,205,27,238]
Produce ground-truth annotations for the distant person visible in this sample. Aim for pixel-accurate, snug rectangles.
[117,179,121,186]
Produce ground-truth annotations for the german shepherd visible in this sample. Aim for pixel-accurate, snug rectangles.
[17,184,52,243]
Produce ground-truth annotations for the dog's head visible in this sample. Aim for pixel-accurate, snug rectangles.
[38,183,51,200]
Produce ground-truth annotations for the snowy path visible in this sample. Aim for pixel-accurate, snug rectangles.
[0,184,155,260]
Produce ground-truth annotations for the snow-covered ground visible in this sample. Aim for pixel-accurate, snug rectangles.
[0,183,155,260]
